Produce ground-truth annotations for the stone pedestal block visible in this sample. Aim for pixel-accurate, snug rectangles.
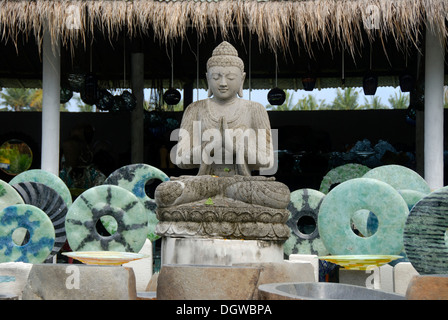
[393,262,419,295]
[406,275,448,300]
[161,237,283,266]
[0,262,33,299]
[288,254,319,282]
[22,264,137,300]
[157,264,262,300]
[123,239,153,291]
[339,264,394,292]
[234,261,316,299]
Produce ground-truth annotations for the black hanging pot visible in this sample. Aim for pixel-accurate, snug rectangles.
[81,73,98,105]
[67,73,85,92]
[267,87,286,105]
[121,90,137,111]
[112,95,126,112]
[96,89,114,111]
[302,75,316,91]
[399,73,415,93]
[163,88,181,105]
[362,72,378,95]
[60,87,73,104]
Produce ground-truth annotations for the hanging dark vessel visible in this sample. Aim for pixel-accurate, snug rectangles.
[112,95,126,112]
[81,73,98,105]
[302,75,316,91]
[163,88,181,105]
[121,90,137,111]
[60,86,73,104]
[267,87,286,105]
[362,72,378,95]
[96,89,114,111]
[399,73,415,92]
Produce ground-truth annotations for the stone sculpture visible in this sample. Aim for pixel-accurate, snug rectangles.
[155,41,290,241]
[318,178,409,255]
[404,186,448,274]
[284,188,328,256]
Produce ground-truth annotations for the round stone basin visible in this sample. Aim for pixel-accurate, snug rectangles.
[258,282,405,300]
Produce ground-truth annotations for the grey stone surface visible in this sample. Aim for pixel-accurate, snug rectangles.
[258,282,405,300]
[156,264,262,300]
[22,264,137,300]
[154,41,290,241]
[0,262,32,298]
[234,261,316,299]
[161,237,284,266]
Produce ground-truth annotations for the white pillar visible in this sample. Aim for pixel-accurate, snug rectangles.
[424,26,445,190]
[41,27,61,175]
[131,52,145,164]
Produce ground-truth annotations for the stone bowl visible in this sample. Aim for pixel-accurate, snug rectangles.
[258,282,405,300]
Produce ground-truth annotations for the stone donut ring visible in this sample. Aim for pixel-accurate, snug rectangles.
[11,181,68,262]
[65,185,148,253]
[284,188,328,256]
[0,204,55,263]
[104,164,169,241]
[404,186,448,274]
[318,178,409,255]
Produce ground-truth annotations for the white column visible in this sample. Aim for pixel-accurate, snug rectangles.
[41,27,61,175]
[424,26,445,190]
[131,52,144,164]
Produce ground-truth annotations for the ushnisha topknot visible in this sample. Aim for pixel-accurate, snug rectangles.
[206,41,244,73]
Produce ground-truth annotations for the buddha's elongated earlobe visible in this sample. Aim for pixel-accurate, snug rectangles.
[208,87,213,97]
[238,72,246,97]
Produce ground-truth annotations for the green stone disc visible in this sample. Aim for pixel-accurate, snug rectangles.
[319,163,370,194]
[0,204,55,263]
[284,188,328,256]
[404,186,448,274]
[104,164,169,242]
[362,164,430,194]
[9,169,72,208]
[318,178,409,255]
[0,179,24,211]
[65,185,148,252]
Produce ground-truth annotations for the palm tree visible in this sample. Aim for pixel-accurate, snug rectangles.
[0,88,69,112]
[0,88,34,111]
[360,96,388,109]
[29,89,43,111]
[292,95,327,110]
[331,87,359,110]
[388,92,409,109]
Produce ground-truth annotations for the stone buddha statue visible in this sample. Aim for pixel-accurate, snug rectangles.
[155,41,290,241]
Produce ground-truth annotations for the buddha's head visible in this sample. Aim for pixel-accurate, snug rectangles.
[206,41,246,101]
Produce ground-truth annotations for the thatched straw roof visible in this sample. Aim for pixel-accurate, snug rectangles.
[0,0,445,56]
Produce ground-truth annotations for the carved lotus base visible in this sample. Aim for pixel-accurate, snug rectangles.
[155,199,290,241]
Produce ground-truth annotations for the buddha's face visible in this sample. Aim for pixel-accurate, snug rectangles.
[206,66,246,102]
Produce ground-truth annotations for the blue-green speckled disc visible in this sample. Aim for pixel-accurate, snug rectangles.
[9,169,72,208]
[65,185,148,252]
[404,186,448,274]
[0,204,55,263]
[362,165,430,194]
[284,188,329,256]
[319,163,370,194]
[318,178,409,255]
[104,164,169,241]
[398,189,427,211]
[0,179,24,211]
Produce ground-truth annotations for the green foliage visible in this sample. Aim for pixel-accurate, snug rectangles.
[0,88,69,112]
